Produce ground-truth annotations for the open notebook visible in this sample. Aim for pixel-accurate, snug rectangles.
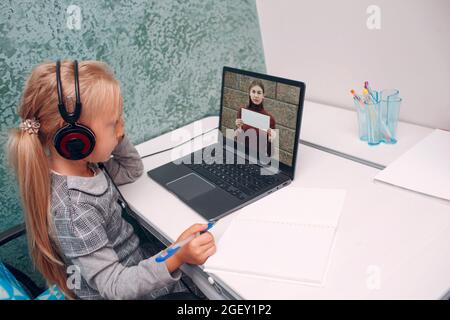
[204,187,347,286]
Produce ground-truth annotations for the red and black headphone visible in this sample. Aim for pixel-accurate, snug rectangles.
[53,60,96,160]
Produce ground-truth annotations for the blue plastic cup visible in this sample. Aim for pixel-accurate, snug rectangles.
[364,98,381,146]
[353,90,381,145]
[380,89,402,144]
[353,98,368,141]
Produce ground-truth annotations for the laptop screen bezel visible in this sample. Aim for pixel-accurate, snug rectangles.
[219,66,306,180]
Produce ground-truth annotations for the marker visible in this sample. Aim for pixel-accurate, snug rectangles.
[363,81,370,90]
[364,81,377,103]
[155,221,215,263]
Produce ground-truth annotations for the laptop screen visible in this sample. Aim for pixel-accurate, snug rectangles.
[219,67,305,178]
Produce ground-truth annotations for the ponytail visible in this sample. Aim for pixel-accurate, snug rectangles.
[8,127,74,298]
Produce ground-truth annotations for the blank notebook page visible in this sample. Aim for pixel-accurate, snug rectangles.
[374,129,450,201]
[204,187,347,285]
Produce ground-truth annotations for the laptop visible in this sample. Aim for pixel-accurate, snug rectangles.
[148,67,305,221]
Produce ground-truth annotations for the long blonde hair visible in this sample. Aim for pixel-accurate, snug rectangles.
[7,60,123,298]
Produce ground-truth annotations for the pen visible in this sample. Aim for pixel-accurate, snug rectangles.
[364,81,377,103]
[350,89,365,109]
[362,88,378,142]
[362,88,373,104]
[155,221,215,263]
[364,81,378,103]
[350,89,362,102]
[363,89,392,142]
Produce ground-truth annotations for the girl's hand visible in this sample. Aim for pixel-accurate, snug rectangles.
[173,224,216,266]
[235,118,243,129]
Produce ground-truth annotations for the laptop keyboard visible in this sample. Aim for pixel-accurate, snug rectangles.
[185,163,281,200]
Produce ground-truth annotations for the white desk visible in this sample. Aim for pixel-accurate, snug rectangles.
[301,100,434,168]
[119,101,450,299]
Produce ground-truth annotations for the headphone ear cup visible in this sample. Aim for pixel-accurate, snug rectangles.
[54,124,96,160]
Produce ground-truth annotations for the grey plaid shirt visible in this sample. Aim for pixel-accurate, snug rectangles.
[50,136,183,299]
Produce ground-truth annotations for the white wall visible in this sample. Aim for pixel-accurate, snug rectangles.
[256,0,450,130]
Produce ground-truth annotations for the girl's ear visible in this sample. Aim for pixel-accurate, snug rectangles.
[116,117,125,141]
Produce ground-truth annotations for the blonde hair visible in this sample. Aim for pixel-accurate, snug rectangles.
[7,60,123,298]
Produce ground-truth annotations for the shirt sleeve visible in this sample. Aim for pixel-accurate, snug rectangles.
[270,114,276,129]
[102,135,144,186]
[71,245,182,300]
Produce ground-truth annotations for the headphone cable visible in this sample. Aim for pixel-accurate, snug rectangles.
[99,125,218,207]
[139,127,218,160]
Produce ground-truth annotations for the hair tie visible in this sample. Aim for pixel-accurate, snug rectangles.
[19,118,40,135]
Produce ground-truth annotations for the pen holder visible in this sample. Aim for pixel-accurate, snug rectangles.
[354,89,402,145]
[354,91,381,145]
[379,89,402,144]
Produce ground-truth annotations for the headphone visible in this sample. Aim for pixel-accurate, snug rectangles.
[53,60,96,160]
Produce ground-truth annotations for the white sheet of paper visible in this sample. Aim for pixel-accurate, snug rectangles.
[204,187,347,285]
[241,108,270,131]
[374,129,450,201]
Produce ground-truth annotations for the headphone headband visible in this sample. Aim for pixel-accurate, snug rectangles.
[56,60,82,124]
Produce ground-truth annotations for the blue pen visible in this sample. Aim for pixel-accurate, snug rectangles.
[155,221,215,263]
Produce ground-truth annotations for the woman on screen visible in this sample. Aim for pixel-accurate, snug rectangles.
[234,80,276,156]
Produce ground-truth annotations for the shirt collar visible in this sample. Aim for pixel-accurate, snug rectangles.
[51,164,110,196]
[66,170,109,196]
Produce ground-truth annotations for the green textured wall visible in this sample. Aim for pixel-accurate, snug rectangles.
[0,0,265,288]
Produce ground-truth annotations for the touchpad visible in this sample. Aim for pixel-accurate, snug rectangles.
[166,173,215,201]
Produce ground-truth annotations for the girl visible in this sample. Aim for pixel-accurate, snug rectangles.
[7,60,216,300]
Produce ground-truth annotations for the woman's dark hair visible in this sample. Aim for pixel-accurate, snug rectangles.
[248,80,265,94]
[247,80,265,108]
